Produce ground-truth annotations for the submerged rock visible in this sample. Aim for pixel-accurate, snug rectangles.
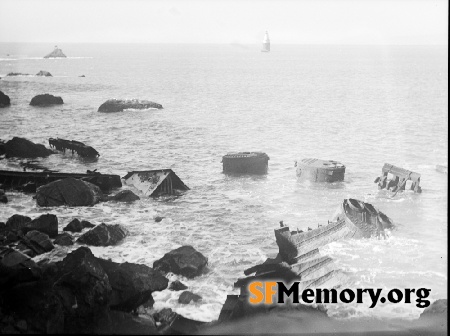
[169,280,188,291]
[3,137,53,158]
[36,178,104,207]
[36,70,52,77]
[0,189,7,203]
[153,245,208,278]
[98,99,163,112]
[77,223,128,246]
[63,218,95,233]
[178,291,202,304]
[0,90,10,107]
[30,94,64,106]
[107,190,140,202]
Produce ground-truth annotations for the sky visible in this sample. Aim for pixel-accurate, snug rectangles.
[0,0,448,45]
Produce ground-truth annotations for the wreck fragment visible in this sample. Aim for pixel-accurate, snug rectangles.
[222,152,270,175]
[374,163,422,193]
[123,169,189,197]
[48,138,100,158]
[295,158,345,182]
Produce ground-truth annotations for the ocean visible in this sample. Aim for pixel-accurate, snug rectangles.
[0,43,447,322]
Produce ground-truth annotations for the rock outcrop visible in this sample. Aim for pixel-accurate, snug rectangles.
[30,94,64,106]
[153,245,208,278]
[44,46,67,58]
[36,70,52,77]
[21,213,58,238]
[36,178,104,207]
[169,280,188,291]
[3,137,53,158]
[0,90,10,107]
[98,99,163,112]
[77,223,128,246]
[63,218,95,232]
[54,232,74,246]
[16,230,54,257]
[107,190,140,202]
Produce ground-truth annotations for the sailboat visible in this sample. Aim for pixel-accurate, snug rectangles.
[261,31,270,52]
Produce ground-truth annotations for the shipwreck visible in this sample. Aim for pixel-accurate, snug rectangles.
[123,169,189,197]
[295,158,345,182]
[0,169,121,193]
[374,163,422,193]
[49,138,100,158]
[222,152,270,175]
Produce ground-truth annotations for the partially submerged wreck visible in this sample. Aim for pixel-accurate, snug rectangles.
[0,170,121,193]
[374,163,422,193]
[123,169,189,197]
[49,138,100,158]
[222,152,270,175]
[295,158,345,182]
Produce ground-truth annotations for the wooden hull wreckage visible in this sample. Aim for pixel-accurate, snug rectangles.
[220,199,394,315]
[123,169,189,197]
[222,152,270,175]
[0,169,122,193]
[48,138,100,158]
[295,158,346,182]
[374,163,422,194]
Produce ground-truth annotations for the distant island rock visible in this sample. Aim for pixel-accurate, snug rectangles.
[30,94,64,106]
[36,70,52,77]
[0,91,10,107]
[44,45,67,58]
[7,72,32,77]
[98,99,163,112]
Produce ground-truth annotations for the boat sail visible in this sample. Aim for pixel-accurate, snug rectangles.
[261,31,270,52]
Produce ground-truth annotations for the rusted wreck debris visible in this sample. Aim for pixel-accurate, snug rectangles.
[123,169,189,197]
[374,163,422,193]
[48,138,99,158]
[222,152,270,175]
[295,158,345,182]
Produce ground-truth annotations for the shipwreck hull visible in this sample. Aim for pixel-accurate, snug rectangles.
[0,170,121,193]
[48,138,99,158]
[375,163,422,193]
[222,152,269,175]
[295,158,345,182]
[123,169,189,197]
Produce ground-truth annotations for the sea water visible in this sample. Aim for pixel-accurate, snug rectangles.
[0,43,447,322]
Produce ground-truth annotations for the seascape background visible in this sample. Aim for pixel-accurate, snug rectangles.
[0,42,447,323]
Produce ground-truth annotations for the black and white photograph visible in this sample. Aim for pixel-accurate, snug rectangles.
[0,0,447,334]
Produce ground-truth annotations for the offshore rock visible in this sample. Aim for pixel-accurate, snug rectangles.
[153,245,208,278]
[4,137,53,158]
[108,189,140,202]
[36,70,52,77]
[30,93,64,106]
[63,218,95,232]
[169,280,188,291]
[178,291,202,304]
[43,46,67,58]
[22,213,58,238]
[54,232,74,246]
[96,258,169,312]
[98,98,163,112]
[0,90,11,107]
[36,177,104,207]
[77,223,128,246]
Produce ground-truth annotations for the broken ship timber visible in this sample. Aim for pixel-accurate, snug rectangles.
[374,163,422,193]
[123,169,189,197]
[222,152,270,175]
[49,138,100,158]
[295,158,346,182]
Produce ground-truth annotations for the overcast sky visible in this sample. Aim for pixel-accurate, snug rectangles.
[0,0,447,44]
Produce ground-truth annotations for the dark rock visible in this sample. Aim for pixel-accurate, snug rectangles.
[169,280,188,291]
[98,99,163,112]
[54,232,74,246]
[95,310,158,335]
[0,90,10,107]
[36,177,104,207]
[154,216,165,223]
[153,245,208,278]
[0,247,41,288]
[77,223,128,246]
[153,308,205,335]
[22,230,55,255]
[63,218,95,232]
[4,214,31,232]
[6,72,31,76]
[0,189,7,203]
[35,70,52,77]
[79,75,85,77]
[29,94,64,106]
[178,291,202,304]
[44,47,66,58]
[22,213,58,238]
[108,189,140,202]
[96,258,168,312]
[4,137,53,158]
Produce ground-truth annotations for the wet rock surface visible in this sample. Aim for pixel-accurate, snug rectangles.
[169,280,188,291]
[77,223,128,246]
[29,93,64,106]
[63,218,95,232]
[35,70,52,77]
[0,90,10,107]
[98,98,163,112]
[108,189,140,202]
[178,291,202,304]
[3,137,53,158]
[153,245,208,278]
[21,213,58,238]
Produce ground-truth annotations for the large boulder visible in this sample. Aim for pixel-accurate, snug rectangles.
[63,218,95,232]
[96,258,168,312]
[29,94,63,106]
[36,178,104,207]
[36,70,52,77]
[54,232,74,246]
[77,223,128,246]
[21,213,58,238]
[3,137,53,158]
[0,90,10,107]
[98,99,163,112]
[17,230,55,257]
[153,245,208,278]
